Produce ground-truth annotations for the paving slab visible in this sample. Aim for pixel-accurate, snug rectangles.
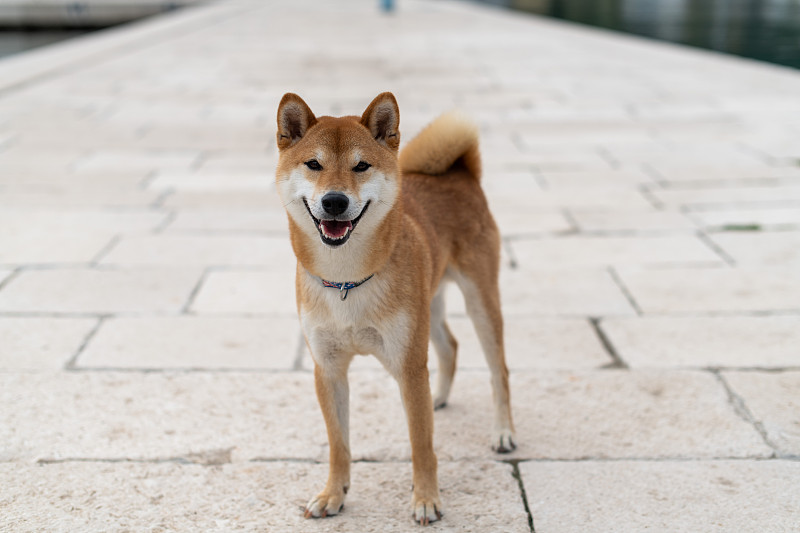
[77,316,300,369]
[1,370,769,464]
[190,270,297,316]
[0,372,321,463]
[649,164,800,185]
[488,268,635,317]
[166,211,289,234]
[690,207,800,230]
[298,317,612,372]
[652,185,800,209]
[442,317,611,369]
[601,316,800,368]
[710,230,800,267]
[72,150,201,174]
[100,235,295,268]
[538,169,655,189]
[488,188,652,210]
[521,460,800,532]
[0,208,167,234]
[0,226,114,265]
[722,371,800,456]
[147,172,273,192]
[0,189,159,208]
[510,235,721,268]
[0,317,98,371]
[0,461,527,533]
[616,267,800,314]
[0,268,201,314]
[162,191,286,210]
[491,210,572,237]
[569,209,697,233]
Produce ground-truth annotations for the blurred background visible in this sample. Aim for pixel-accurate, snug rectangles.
[480,0,800,68]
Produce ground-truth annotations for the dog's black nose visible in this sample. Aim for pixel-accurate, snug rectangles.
[321,192,349,216]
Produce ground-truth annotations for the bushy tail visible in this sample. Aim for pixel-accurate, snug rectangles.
[399,111,481,179]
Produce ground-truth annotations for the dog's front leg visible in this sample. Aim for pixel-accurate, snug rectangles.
[305,362,350,518]
[399,354,443,525]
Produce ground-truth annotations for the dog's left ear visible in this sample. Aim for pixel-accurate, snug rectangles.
[361,92,400,150]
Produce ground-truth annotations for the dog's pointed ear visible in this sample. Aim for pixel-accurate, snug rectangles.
[277,93,317,150]
[361,92,400,150]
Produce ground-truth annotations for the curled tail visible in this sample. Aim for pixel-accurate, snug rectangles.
[399,111,481,179]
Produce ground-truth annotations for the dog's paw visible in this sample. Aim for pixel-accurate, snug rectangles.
[491,429,517,454]
[412,493,443,526]
[304,489,346,519]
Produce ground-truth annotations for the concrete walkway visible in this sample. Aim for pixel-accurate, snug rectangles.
[1,0,799,531]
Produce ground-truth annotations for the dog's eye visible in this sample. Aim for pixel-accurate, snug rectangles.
[305,160,323,171]
[353,161,371,172]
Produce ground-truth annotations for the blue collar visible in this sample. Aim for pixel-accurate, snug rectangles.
[320,274,375,301]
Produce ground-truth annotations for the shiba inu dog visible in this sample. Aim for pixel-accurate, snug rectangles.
[275,92,515,525]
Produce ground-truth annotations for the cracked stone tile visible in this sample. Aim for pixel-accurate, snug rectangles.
[0,268,202,314]
[616,267,800,313]
[0,317,98,370]
[521,460,800,532]
[722,371,800,456]
[601,316,800,368]
[77,316,300,369]
[0,461,528,532]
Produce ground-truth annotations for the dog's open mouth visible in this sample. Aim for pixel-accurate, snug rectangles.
[303,198,370,247]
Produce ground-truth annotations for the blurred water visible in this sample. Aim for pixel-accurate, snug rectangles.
[0,31,88,59]
[487,0,800,69]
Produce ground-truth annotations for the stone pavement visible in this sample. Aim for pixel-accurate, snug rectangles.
[1,0,799,531]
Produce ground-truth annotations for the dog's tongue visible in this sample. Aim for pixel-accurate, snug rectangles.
[320,219,353,239]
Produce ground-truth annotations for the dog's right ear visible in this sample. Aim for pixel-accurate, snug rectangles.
[277,93,317,150]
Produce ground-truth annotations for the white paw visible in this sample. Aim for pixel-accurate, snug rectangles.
[492,429,517,454]
[412,495,443,526]
[304,490,345,519]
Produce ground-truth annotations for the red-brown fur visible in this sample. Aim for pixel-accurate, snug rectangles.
[275,93,515,525]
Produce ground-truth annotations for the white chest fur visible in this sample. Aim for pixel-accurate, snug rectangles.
[299,271,412,377]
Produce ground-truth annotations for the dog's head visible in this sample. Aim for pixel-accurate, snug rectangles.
[275,93,401,253]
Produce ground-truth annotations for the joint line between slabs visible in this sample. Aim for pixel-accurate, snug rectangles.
[505,460,535,532]
[711,370,781,456]
[607,266,643,316]
[696,230,737,267]
[181,268,211,314]
[589,317,628,369]
[65,315,107,370]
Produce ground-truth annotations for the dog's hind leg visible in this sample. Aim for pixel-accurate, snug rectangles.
[452,268,516,453]
[430,284,458,410]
